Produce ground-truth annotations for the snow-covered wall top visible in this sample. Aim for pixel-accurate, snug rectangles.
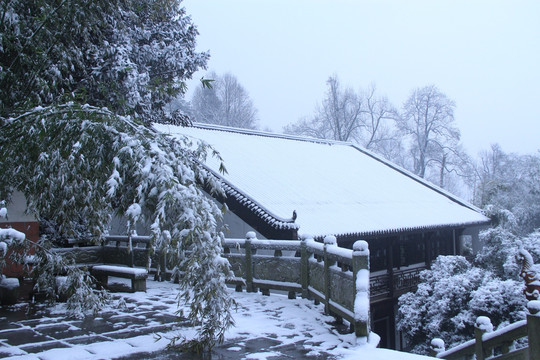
[154,123,490,238]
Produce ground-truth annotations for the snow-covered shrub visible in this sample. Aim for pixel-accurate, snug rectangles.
[468,278,525,327]
[399,205,539,355]
[0,204,108,315]
[474,225,519,278]
[398,256,481,353]
[30,239,109,316]
[475,221,540,279]
[397,256,526,354]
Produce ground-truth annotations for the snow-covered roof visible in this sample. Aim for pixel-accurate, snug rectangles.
[154,123,490,238]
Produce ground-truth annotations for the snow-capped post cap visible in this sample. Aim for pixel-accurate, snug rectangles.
[126,203,141,221]
[353,240,369,255]
[430,338,445,355]
[246,231,257,240]
[528,300,540,315]
[299,233,313,241]
[0,206,7,219]
[0,241,7,257]
[324,235,337,246]
[475,316,493,332]
[0,277,19,290]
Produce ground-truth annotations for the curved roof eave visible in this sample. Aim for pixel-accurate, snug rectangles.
[207,167,299,231]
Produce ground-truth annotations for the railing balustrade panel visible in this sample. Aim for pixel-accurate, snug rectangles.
[252,256,301,284]
[329,267,354,309]
[434,302,540,360]
[224,255,246,279]
[308,258,325,294]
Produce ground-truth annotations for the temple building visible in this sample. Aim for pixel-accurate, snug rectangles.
[155,123,490,349]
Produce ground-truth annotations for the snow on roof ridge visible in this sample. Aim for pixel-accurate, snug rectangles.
[192,123,486,217]
[191,122,350,146]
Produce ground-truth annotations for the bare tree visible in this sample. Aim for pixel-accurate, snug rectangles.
[432,143,472,193]
[191,72,258,129]
[284,75,363,142]
[353,83,406,165]
[358,84,397,149]
[284,77,407,169]
[398,85,461,184]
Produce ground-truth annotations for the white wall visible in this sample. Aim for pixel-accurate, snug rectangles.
[0,191,36,223]
[220,207,266,240]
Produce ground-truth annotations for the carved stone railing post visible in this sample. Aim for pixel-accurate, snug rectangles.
[300,235,310,299]
[245,231,256,293]
[527,300,540,360]
[474,316,493,360]
[352,240,370,340]
[323,235,337,315]
[429,338,445,358]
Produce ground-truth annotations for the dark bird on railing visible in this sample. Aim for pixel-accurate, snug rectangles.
[292,210,297,221]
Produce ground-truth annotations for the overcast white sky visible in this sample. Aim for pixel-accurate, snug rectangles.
[183,0,540,156]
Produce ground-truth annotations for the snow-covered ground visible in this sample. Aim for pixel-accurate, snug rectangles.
[1,279,434,359]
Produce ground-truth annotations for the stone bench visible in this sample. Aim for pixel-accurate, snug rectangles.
[52,236,152,293]
[91,264,148,292]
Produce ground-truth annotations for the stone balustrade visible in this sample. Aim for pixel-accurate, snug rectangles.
[432,300,540,360]
[222,232,371,341]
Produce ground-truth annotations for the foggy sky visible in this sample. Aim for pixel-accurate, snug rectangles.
[184,0,540,156]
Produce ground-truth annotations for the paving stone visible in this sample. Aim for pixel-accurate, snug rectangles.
[108,314,150,326]
[75,317,118,334]
[0,348,22,358]
[271,340,333,359]
[0,328,53,346]
[19,317,62,327]
[1,306,49,324]
[104,324,172,340]
[66,335,112,345]
[149,313,179,324]
[34,322,88,340]
[19,340,71,353]
[115,337,337,360]
[0,321,23,331]
[242,337,281,352]
[0,281,340,360]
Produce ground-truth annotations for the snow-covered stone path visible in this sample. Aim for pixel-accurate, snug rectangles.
[0,279,434,359]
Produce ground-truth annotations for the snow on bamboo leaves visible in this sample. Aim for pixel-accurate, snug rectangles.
[0,104,234,351]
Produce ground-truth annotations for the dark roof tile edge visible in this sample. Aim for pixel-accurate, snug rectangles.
[211,170,299,231]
